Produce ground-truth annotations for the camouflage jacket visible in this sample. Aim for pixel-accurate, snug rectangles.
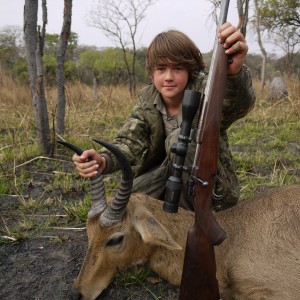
[101,65,256,208]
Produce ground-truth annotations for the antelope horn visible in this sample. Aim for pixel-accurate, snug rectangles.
[57,140,107,217]
[92,138,133,227]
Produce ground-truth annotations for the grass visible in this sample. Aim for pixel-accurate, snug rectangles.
[227,79,300,199]
[114,266,172,299]
[0,76,137,243]
[1,74,299,220]
[0,72,299,293]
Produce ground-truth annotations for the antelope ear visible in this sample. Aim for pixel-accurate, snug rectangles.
[133,207,182,250]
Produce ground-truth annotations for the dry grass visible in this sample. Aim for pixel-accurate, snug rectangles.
[252,77,300,122]
[0,72,299,199]
[228,76,300,198]
[0,74,31,129]
[0,72,299,299]
[0,76,137,164]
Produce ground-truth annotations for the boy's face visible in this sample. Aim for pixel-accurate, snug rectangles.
[152,64,189,105]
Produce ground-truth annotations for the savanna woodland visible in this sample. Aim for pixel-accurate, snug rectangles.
[0,0,299,299]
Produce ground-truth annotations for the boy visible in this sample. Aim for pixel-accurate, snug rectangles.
[72,22,256,211]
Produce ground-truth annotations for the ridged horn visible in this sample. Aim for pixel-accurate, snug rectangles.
[92,138,133,227]
[57,140,107,217]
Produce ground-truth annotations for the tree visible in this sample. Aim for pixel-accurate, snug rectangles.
[24,0,51,155]
[206,0,221,29]
[45,32,77,59]
[206,0,250,37]
[78,47,146,89]
[253,0,268,91]
[256,0,300,75]
[271,25,299,75]
[88,0,156,95]
[56,0,73,134]
[80,48,130,83]
[0,26,28,81]
[42,32,78,84]
[259,0,300,29]
[24,0,38,97]
[45,33,60,54]
[236,0,250,37]
[0,26,24,71]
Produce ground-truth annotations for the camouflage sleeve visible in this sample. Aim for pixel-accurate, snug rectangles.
[221,65,256,130]
[100,102,150,173]
[191,65,255,130]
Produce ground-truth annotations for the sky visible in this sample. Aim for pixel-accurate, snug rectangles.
[0,0,272,55]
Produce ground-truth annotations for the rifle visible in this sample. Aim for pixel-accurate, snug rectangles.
[163,0,231,298]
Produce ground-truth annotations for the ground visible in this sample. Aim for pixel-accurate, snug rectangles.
[0,159,180,300]
[0,227,179,299]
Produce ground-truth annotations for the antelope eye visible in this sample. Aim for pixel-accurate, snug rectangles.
[106,235,124,247]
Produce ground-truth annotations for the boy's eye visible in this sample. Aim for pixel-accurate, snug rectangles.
[155,66,165,71]
[175,66,183,71]
[154,65,184,72]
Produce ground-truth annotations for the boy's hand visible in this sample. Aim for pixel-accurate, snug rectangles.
[72,149,106,178]
[218,22,248,75]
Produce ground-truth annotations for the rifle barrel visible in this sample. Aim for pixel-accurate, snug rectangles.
[179,0,230,298]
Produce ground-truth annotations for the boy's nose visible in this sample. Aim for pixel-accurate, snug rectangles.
[165,68,173,80]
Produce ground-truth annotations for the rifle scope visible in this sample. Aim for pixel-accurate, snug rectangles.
[163,90,201,213]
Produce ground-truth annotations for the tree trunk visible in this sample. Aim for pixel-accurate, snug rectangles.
[131,48,137,95]
[23,0,38,122]
[56,0,72,134]
[93,76,100,100]
[236,0,249,37]
[121,47,134,96]
[36,0,51,155]
[254,0,267,93]
[24,0,51,155]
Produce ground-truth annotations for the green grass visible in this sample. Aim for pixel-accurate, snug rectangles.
[114,266,171,299]
[0,76,299,297]
[0,78,299,248]
[63,193,91,222]
[228,95,300,199]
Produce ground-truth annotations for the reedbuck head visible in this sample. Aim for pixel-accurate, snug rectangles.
[58,139,187,300]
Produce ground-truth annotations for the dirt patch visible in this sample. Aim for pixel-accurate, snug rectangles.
[0,230,179,299]
[0,231,86,299]
[0,159,180,300]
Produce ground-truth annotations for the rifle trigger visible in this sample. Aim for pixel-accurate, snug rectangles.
[190,175,208,187]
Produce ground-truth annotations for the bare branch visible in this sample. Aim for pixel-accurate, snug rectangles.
[87,0,156,95]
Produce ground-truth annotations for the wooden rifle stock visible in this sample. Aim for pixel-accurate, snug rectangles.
[179,0,230,298]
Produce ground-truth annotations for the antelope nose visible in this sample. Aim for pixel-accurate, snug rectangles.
[68,287,82,300]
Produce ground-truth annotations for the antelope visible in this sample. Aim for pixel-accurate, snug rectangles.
[60,140,300,300]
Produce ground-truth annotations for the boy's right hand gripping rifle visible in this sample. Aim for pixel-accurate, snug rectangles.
[164,0,231,298]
